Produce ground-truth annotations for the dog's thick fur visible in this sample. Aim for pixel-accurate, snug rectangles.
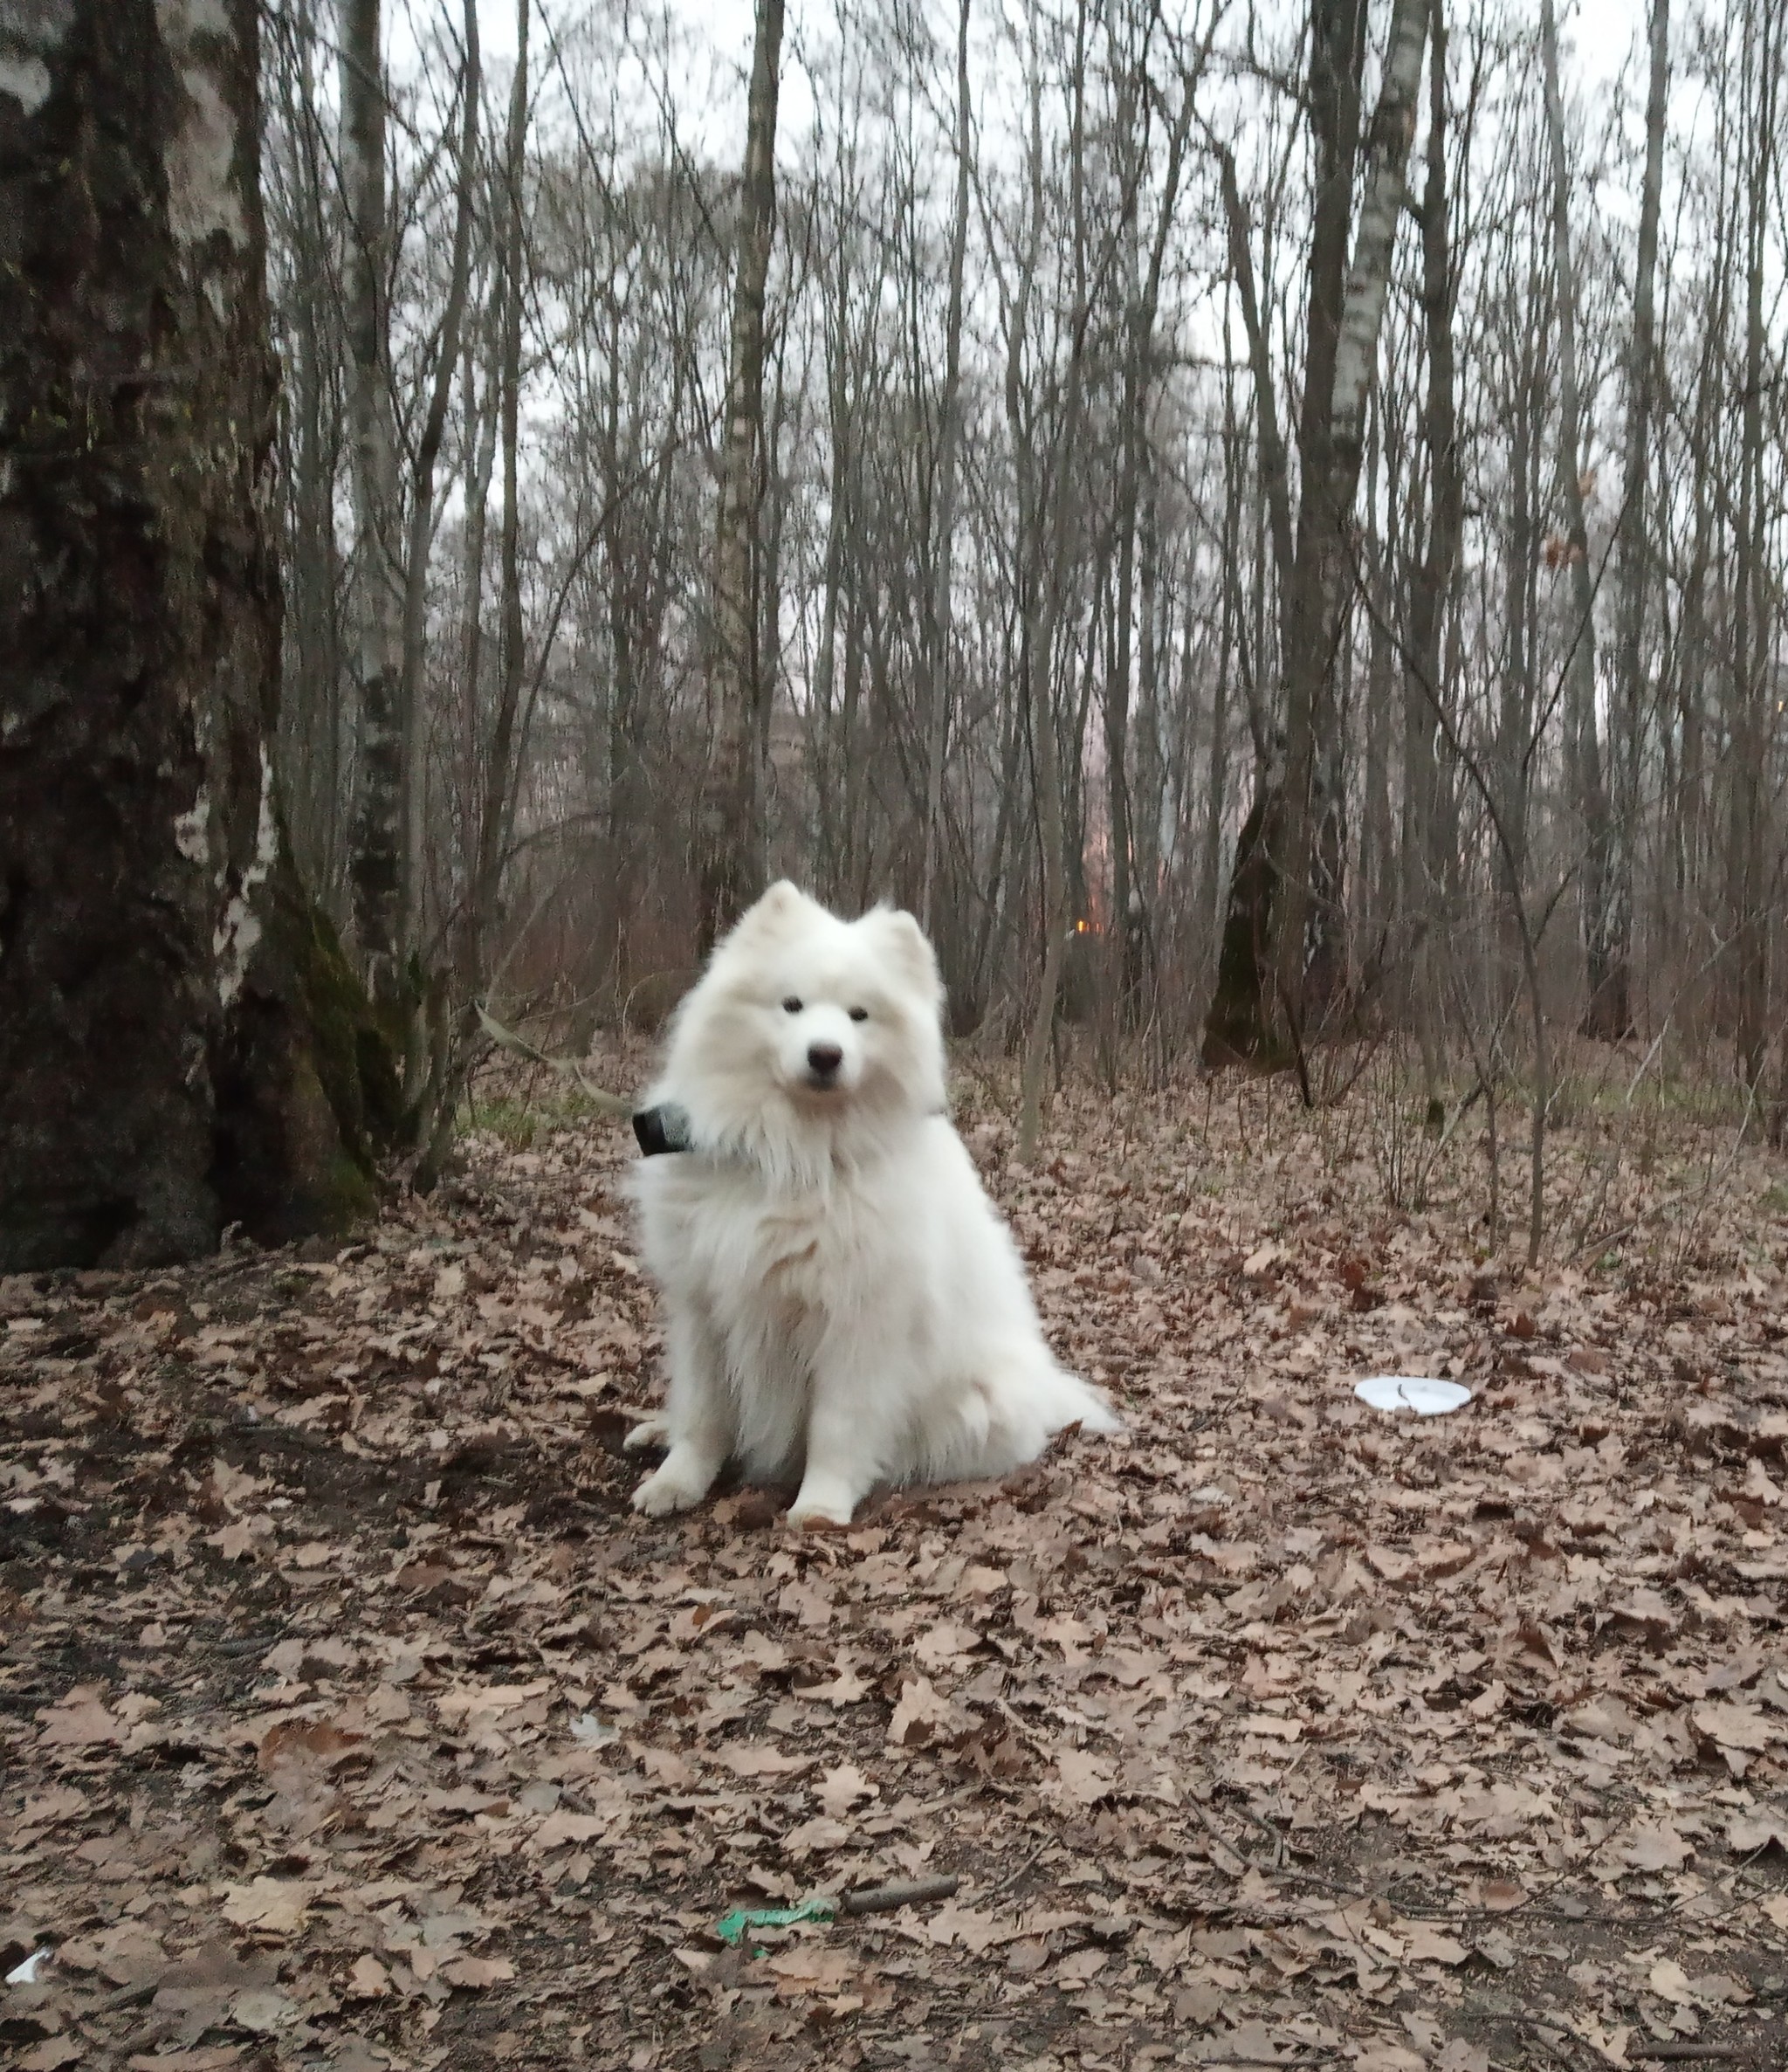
[626,882,1120,1526]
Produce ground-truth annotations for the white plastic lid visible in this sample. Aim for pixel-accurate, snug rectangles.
[1353,1375,1474,1415]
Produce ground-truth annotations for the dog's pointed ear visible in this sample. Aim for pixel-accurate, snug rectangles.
[873,906,942,1004]
[756,879,806,917]
[727,880,810,944]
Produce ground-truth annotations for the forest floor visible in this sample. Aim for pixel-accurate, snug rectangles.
[7,1044,1788,2072]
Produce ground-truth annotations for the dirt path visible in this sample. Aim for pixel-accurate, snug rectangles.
[4,1072,1788,2070]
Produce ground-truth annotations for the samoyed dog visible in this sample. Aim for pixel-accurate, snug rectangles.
[625,881,1120,1527]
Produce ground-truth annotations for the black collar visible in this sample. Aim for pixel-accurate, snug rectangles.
[633,1099,949,1160]
[632,1103,693,1156]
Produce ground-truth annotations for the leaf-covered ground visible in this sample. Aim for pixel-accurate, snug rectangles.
[6,1057,1788,2072]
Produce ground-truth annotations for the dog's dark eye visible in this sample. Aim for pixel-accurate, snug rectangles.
[848,1007,869,1022]
[782,996,802,1014]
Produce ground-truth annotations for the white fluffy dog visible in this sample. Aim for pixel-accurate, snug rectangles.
[625,881,1120,1527]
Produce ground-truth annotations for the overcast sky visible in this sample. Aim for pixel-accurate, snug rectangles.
[389,0,1653,166]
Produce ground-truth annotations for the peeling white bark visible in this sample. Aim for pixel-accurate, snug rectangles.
[1330,0,1429,450]
[154,0,249,249]
[175,791,210,864]
[0,56,51,111]
[214,752,277,1008]
[0,0,74,60]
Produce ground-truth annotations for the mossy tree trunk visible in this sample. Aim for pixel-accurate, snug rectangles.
[0,0,396,1270]
[1201,0,1427,1070]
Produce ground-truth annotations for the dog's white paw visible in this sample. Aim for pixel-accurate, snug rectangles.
[787,1480,857,1531]
[787,1504,853,1531]
[623,1416,670,1454]
[631,1463,707,1516]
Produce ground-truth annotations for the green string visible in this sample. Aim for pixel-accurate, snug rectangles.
[713,1894,838,1948]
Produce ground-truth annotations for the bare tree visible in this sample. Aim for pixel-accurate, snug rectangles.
[1402,0,1464,1108]
[697,0,787,954]
[1732,0,1782,1103]
[1611,0,1669,1043]
[919,0,973,933]
[1104,8,1200,1031]
[1011,0,1097,1164]
[339,0,407,1011]
[225,0,1788,1225]
[419,0,532,1187]
[396,0,482,1051]
[1206,0,1428,1070]
[0,0,394,1269]
[1539,0,1620,1041]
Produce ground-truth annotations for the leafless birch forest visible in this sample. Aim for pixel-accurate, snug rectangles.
[17,10,1788,2066]
[268,0,1784,1173]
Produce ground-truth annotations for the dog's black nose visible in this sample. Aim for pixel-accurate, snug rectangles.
[808,1042,843,1077]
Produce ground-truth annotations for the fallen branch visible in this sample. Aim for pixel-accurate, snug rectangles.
[715,1873,962,1948]
[1628,2050,1752,2065]
[476,1005,634,1117]
[81,1979,160,2018]
[836,1873,962,1917]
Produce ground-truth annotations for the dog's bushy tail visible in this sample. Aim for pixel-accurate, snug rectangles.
[915,1356,1122,1487]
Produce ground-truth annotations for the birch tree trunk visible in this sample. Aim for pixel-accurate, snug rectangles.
[1107,30,1193,1030]
[696,0,785,955]
[457,289,499,912]
[1539,0,1620,1039]
[1404,0,1462,1108]
[1362,399,1395,941]
[339,0,406,1012]
[1271,0,1428,1045]
[1015,10,1080,1165]
[811,236,852,901]
[274,1,347,910]
[1496,266,1543,1015]
[396,0,480,1015]
[1611,0,1668,1043]
[1732,0,1778,1097]
[416,0,528,1189]
[0,0,395,1268]
[1205,0,1427,1067]
[919,0,973,935]
[475,0,530,995]
[1202,143,1294,1065]
[1198,370,1243,1004]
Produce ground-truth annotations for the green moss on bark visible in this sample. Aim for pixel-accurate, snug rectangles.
[211,840,400,1246]
[1202,786,1293,1072]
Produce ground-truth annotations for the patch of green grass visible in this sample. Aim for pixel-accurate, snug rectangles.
[1541,1066,1752,1133]
[465,1087,616,1151]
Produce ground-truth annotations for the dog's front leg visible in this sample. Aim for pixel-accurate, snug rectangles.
[631,1307,731,1518]
[787,1359,887,1529]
